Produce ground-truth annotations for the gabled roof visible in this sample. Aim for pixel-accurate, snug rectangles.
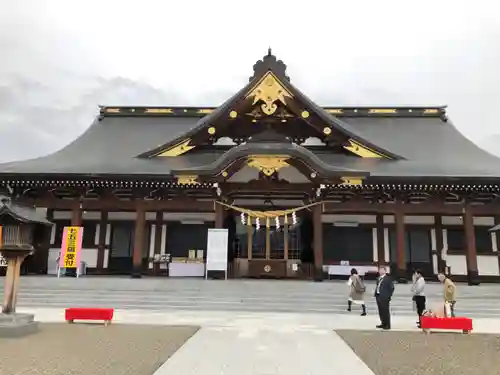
[0,196,53,225]
[0,52,499,182]
[170,128,369,179]
[140,50,403,160]
[0,112,499,180]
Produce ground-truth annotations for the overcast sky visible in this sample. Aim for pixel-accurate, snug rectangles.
[1,0,499,161]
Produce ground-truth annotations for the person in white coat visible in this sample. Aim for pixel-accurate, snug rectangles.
[411,269,426,328]
[347,268,367,316]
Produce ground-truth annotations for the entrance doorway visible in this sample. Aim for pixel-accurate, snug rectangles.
[389,227,433,277]
[233,215,304,278]
[108,222,135,274]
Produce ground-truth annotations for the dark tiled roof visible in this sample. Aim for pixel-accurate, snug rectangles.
[0,116,199,176]
[341,117,500,177]
[0,113,499,180]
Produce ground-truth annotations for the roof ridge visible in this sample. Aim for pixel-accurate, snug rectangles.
[99,105,447,118]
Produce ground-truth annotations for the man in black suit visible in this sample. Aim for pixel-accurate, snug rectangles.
[374,266,394,330]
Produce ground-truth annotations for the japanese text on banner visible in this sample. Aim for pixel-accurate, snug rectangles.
[60,226,83,269]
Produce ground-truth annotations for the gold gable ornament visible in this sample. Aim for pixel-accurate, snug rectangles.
[176,175,199,185]
[246,72,293,115]
[340,177,364,186]
[247,155,289,176]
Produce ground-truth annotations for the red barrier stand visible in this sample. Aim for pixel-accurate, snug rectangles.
[65,308,114,326]
[420,316,473,334]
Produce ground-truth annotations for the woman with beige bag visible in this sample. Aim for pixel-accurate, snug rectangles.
[347,268,367,316]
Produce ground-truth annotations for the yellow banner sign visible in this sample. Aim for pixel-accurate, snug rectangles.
[60,226,83,269]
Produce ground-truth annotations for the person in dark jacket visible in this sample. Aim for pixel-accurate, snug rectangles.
[374,266,394,330]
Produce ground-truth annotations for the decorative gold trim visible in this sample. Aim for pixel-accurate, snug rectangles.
[368,109,397,114]
[176,175,199,185]
[100,106,445,117]
[323,127,332,135]
[222,171,228,177]
[326,109,343,114]
[229,110,238,118]
[423,109,439,114]
[208,127,216,135]
[245,72,293,115]
[343,139,388,159]
[340,177,364,186]
[301,110,310,119]
[197,109,214,114]
[145,108,173,114]
[247,155,289,176]
[157,139,195,157]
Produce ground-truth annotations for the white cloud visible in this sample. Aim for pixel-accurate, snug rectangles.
[0,0,499,161]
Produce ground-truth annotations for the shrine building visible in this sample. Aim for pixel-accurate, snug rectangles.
[1,50,500,284]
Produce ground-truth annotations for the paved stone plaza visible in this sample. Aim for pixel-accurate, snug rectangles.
[3,277,500,374]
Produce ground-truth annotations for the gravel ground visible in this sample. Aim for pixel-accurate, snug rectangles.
[337,330,500,375]
[0,323,199,375]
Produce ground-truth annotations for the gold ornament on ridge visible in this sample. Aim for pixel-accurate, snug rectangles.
[247,155,289,176]
[246,72,293,116]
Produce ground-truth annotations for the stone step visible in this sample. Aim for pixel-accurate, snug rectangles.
[12,295,500,309]
[13,301,500,318]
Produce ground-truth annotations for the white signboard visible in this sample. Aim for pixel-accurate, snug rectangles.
[0,255,6,267]
[205,228,229,280]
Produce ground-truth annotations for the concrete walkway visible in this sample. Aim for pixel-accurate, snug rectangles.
[18,307,500,334]
[153,327,374,375]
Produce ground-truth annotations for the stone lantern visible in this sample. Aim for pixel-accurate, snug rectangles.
[0,197,53,337]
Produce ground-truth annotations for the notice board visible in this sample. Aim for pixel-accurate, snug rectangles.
[205,228,228,279]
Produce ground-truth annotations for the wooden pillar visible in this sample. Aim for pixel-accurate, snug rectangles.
[96,212,108,272]
[247,222,253,260]
[265,219,271,260]
[132,204,145,278]
[153,212,163,275]
[394,207,407,283]
[2,256,25,314]
[434,215,445,274]
[284,222,289,261]
[313,203,324,281]
[34,208,53,274]
[71,204,82,226]
[494,215,500,281]
[215,202,224,228]
[375,214,385,266]
[463,204,479,285]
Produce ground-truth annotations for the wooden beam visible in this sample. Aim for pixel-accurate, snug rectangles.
[394,207,406,282]
[375,214,386,266]
[463,204,479,285]
[31,197,215,211]
[434,215,445,273]
[96,212,108,272]
[132,203,146,278]
[324,201,500,215]
[312,203,324,281]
